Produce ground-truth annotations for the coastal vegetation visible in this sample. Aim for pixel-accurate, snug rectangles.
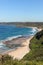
[23,30,43,61]
[0,30,43,65]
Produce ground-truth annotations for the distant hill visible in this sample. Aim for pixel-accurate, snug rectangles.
[0,22,43,28]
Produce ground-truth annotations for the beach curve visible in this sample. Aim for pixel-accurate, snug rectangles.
[6,36,33,60]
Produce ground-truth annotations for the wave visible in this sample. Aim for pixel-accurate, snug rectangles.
[0,35,22,48]
[4,28,37,41]
[0,28,37,42]
[32,27,37,32]
[0,42,6,48]
[4,35,22,41]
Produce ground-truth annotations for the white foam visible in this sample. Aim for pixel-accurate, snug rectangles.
[0,35,22,48]
[32,27,38,34]
[32,28,37,32]
[0,42,5,48]
[4,35,22,41]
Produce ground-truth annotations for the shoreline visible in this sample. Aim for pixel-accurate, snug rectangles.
[6,36,33,60]
[0,27,42,60]
[6,28,42,60]
[0,26,40,42]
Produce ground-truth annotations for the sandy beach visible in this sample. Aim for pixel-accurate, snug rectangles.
[2,28,42,60]
[0,27,42,60]
[5,36,33,60]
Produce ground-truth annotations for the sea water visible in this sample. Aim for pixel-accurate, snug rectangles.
[0,25,37,40]
[0,24,37,53]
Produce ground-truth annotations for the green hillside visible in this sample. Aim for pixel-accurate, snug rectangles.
[23,30,43,61]
[0,30,43,65]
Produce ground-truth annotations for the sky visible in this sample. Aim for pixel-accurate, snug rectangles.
[0,0,43,22]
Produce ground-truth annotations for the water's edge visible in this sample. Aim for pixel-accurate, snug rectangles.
[0,26,38,54]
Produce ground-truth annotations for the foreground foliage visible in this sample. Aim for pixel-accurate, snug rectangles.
[0,30,43,65]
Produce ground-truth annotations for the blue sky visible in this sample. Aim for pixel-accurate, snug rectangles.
[0,0,43,22]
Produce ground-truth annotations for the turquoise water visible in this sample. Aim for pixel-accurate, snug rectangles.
[0,25,37,40]
[0,25,37,53]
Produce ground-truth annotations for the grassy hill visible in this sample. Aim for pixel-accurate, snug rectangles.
[0,30,43,65]
[23,30,43,61]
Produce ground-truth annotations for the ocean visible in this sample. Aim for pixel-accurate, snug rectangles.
[0,25,37,40]
[0,24,37,54]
